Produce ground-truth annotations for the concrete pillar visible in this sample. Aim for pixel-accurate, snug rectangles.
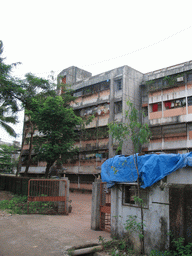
[58,177,70,214]
[91,179,102,230]
[109,72,115,158]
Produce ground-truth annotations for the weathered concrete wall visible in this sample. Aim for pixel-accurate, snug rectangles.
[20,166,46,174]
[58,177,70,214]
[122,66,143,155]
[111,167,192,254]
[91,179,102,230]
[58,66,92,85]
[111,183,169,254]
[143,60,192,81]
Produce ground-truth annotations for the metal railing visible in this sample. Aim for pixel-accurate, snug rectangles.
[27,179,68,214]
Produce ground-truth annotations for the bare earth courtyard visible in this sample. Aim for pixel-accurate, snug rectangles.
[0,191,111,256]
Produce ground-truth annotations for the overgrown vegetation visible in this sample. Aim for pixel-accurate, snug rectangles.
[99,235,134,256]
[0,195,57,214]
[0,143,19,173]
[99,235,192,256]
[150,237,192,256]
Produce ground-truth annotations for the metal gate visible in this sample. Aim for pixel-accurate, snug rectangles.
[100,182,111,232]
[28,179,68,214]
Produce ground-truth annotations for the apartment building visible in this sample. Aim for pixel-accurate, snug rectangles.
[141,60,192,154]
[58,66,143,186]
[20,60,192,185]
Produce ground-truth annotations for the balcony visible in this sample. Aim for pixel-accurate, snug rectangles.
[79,142,109,152]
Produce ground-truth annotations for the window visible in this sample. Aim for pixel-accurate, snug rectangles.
[73,89,82,97]
[115,79,122,91]
[187,73,192,82]
[142,106,148,117]
[83,86,92,95]
[164,98,186,109]
[123,185,148,208]
[115,101,122,113]
[100,80,110,91]
[188,96,192,106]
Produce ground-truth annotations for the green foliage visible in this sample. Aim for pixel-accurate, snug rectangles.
[150,237,192,256]
[99,236,134,256]
[27,95,82,176]
[124,215,145,240]
[20,72,56,110]
[108,100,151,153]
[0,144,19,173]
[108,122,129,152]
[133,195,145,207]
[0,41,20,136]
[0,41,56,138]
[0,195,55,214]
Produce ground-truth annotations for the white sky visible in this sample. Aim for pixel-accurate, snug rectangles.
[1,0,192,145]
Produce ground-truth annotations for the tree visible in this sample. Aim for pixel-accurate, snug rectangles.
[27,95,82,177]
[0,144,19,173]
[108,101,151,254]
[18,73,56,176]
[0,40,21,137]
[0,41,58,175]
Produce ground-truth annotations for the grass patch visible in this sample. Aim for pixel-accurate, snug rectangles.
[0,195,58,215]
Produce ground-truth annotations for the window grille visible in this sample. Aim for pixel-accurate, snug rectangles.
[123,185,148,208]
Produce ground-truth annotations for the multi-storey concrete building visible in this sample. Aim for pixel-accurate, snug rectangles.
[142,60,192,154]
[20,60,192,188]
[58,66,143,188]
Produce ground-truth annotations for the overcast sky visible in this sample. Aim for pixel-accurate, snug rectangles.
[1,0,192,145]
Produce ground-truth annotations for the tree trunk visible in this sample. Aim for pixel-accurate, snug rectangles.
[133,154,145,255]
[16,124,28,176]
[24,122,34,176]
[45,162,54,178]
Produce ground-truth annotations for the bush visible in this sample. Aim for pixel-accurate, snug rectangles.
[0,195,56,214]
[150,237,192,256]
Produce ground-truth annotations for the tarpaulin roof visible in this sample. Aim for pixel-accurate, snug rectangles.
[101,152,192,188]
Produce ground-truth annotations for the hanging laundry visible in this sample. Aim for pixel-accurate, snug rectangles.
[153,103,158,112]
[182,98,186,106]
[165,101,171,109]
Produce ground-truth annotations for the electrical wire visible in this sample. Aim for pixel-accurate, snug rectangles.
[14,25,192,77]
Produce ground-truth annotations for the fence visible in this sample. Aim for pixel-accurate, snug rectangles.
[28,179,69,214]
[0,175,30,196]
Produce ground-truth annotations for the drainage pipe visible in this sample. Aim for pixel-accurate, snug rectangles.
[70,245,103,255]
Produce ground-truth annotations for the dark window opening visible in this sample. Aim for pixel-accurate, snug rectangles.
[115,101,122,113]
[187,73,192,82]
[142,106,148,117]
[188,96,192,106]
[123,185,148,207]
[115,79,122,91]
[73,89,82,97]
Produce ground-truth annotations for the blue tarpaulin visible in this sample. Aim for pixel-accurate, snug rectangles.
[101,152,192,188]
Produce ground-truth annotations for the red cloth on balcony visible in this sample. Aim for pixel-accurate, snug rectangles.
[152,103,158,112]
[165,101,171,109]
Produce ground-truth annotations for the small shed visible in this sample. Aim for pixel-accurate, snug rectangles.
[101,153,192,254]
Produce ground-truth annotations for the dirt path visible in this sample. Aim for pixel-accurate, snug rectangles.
[0,191,111,256]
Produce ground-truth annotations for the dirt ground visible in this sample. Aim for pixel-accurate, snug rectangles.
[0,190,111,256]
